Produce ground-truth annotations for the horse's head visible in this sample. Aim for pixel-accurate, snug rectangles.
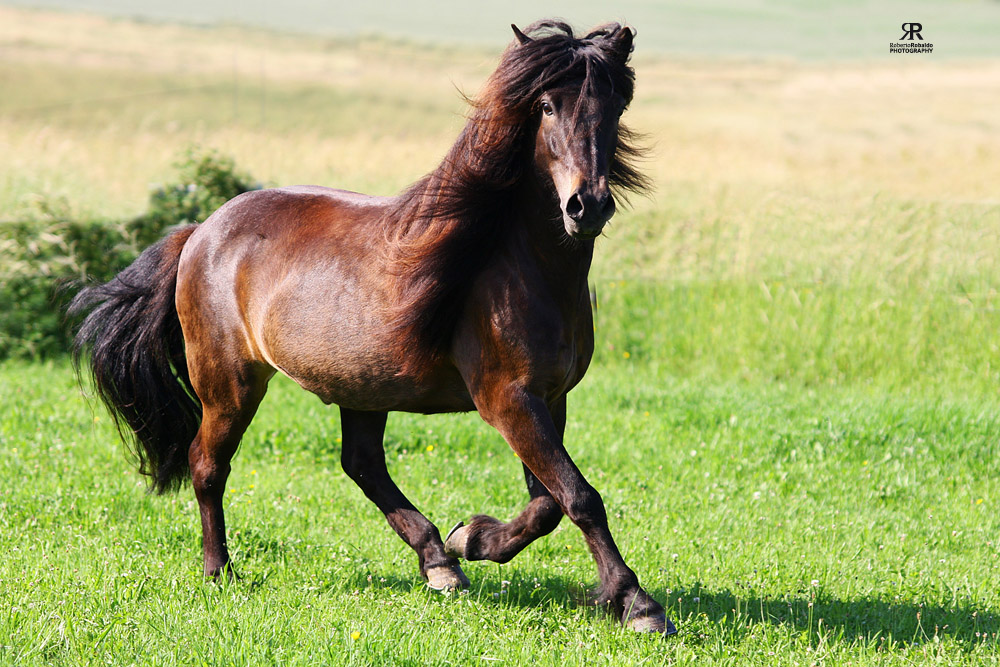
[510,23,641,240]
[453,22,647,242]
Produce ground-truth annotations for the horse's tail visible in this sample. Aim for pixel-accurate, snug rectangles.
[70,225,201,494]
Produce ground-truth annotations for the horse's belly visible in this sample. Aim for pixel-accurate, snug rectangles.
[261,305,473,413]
[281,348,473,413]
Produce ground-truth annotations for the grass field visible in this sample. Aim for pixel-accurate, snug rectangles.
[2,5,1000,665]
[3,362,1000,665]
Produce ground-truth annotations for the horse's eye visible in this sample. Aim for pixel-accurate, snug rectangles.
[540,101,554,116]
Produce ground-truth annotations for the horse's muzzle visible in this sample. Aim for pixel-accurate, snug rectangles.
[563,189,616,239]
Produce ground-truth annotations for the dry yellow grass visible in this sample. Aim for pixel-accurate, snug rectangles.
[2,6,998,287]
[620,56,1000,286]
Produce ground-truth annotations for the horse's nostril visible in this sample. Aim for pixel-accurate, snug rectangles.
[566,193,585,221]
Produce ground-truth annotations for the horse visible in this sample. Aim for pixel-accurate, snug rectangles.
[71,20,673,634]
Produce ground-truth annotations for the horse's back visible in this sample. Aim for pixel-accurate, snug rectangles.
[188,185,384,247]
[178,184,388,312]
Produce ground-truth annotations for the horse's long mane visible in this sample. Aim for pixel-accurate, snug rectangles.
[388,21,649,365]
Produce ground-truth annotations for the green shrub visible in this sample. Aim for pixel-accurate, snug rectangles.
[0,150,259,360]
[130,149,258,247]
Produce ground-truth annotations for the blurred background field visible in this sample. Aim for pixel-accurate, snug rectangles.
[2,2,1000,664]
[2,3,999,389]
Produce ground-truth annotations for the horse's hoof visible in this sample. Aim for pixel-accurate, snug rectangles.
[425,564,470,592]
[627,612,677,636]
[444,521,469,559]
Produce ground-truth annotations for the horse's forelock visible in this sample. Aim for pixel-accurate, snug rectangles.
[487,22,636,117]
[447,21,647,210]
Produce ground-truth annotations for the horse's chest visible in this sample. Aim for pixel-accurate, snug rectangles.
[550,317,594,396]
[478,288,594,398]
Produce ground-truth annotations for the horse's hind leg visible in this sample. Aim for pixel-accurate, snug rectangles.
[188,365,271,578]
[444,397,566,564]
[339,407,469,591]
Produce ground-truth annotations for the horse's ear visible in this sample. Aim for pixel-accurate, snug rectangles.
[511,24,531,45]
[607,25,634,62]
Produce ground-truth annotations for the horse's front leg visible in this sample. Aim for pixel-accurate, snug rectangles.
[470,388,673,633]
[445,396,566,563]
[339,407,469,591]
[445,462,563,563]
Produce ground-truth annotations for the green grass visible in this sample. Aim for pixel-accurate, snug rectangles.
[2,282,1000,664]
[593,281,1000,396]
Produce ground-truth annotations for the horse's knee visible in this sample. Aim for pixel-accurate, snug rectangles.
[532,495,564,535]
[340,449,372,486]
[341,447,394,501]
[562,484,607,529]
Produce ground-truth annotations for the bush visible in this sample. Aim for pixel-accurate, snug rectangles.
[131,149,258,248]
[0,150,259,360]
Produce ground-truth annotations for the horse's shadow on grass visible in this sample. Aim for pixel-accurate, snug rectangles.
[331,569,999,650]
[333,563,584,607]
[648,584,998,650]
[228,536,997,650]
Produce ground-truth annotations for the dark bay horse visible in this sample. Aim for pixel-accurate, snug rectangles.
[71,21,672,634]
